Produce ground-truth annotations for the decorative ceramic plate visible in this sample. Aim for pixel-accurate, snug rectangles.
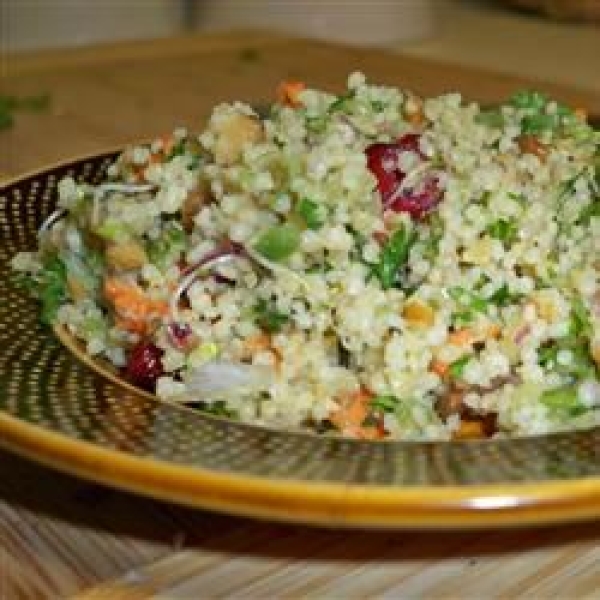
[1,152,599,529]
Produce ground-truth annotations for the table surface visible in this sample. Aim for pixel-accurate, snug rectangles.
[1,27,600,600]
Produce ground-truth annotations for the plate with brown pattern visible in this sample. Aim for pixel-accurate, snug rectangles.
[1,151,599,529]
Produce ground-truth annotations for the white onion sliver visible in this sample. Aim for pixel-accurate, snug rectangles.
[578,380,600,408]
[38,209,67,236]
[185,361,273,399]
[170,254,243,318]
[92,182,156,226]
[244,246,309,291]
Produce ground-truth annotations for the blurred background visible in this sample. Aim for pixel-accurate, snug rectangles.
[2,0,598,93]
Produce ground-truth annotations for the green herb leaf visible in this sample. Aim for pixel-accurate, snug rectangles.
[371,100,387,113]
[487,284,522,307]
[371,394,400,413]
[147,223,186,270]
[18,255,68,325]
[475,109,504,128]
[253,298,289,333]
[569,298,592,339]
[295,198,326,230]
[372,224,417,290]
[540,387,586,417]
[254,223,301,261]
[449,355,470,380]
[40,256,68,324]
[328,91,355,114]
[305,115,328,133]
[509,90,548,112]
[449,287,489,314]
[486,218,518,244]
[190,400,237,418]
[0,93,50,131]
[521,113,559,135]
[577,199,600,225]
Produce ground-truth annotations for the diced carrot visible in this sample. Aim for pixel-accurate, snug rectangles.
[329,387,374,434]
[276,81,305,107]
[242,333,282,369]
[447,328,475,346]
[243,333,272,354]
[486,323,501,339]
[103,277,168,334]
[159,134,175,156]
[574,108,587,121]
[430,358,449,378]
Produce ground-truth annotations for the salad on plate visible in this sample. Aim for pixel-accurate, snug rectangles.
[12,73,600,440]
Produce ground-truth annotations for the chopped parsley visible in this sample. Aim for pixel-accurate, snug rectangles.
[254,298,290,333]
[371,224,417,290]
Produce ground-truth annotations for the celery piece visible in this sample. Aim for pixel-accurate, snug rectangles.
[254,223,301,261]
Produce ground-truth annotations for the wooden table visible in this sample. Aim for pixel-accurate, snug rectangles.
[2,30,600,599]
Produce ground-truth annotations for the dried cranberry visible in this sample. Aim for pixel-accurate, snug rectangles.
[366,134,442,220]
[387,176,442,219]
[124,341,164,392]
[366,142,404,202]
[395,133,422,154]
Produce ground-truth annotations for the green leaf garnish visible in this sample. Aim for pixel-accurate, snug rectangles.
[486,218,518,244]
[449,355,471,380]
[371,394,400,413]
[371,224,417,290]
[253,298,289,333]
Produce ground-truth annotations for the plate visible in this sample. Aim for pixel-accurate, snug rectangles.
[1,152,599,529]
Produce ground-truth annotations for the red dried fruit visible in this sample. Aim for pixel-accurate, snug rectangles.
[366,142,403,202]
[125,341,164,392]
[366,134,442,220]
[387,176,442,220]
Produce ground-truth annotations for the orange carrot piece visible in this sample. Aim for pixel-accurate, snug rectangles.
[447,328,475,346]
[243,333,272,354]
[486,323,501,339]
[276,81,305,107]
[329,387,375,435]
[430,358,449,378]
[104,278,168,334]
